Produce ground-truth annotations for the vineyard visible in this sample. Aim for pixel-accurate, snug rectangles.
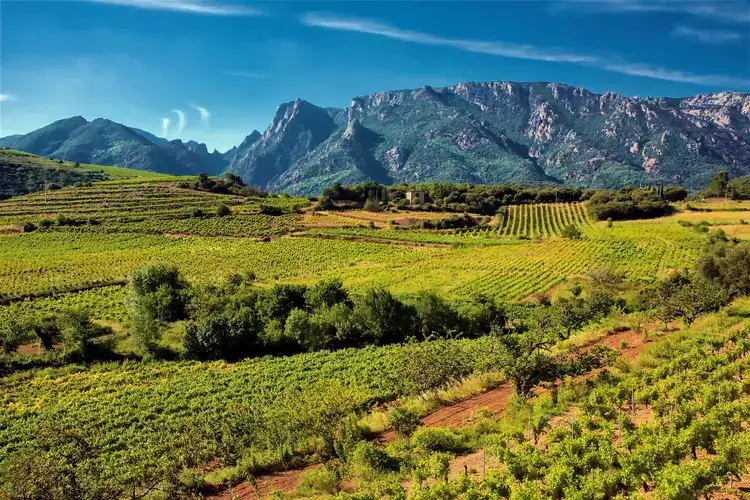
[1,180,749,498]
[0,180,308,236]
[0,338,494,495]
[497,202,592,238]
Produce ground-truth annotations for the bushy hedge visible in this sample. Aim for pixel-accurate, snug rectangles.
[587,187,669,220]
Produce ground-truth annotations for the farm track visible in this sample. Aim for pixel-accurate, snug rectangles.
[208,326,660,499]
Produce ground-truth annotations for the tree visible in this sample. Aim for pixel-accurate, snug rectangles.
[352,288,415,345]
[284,308,325,352]
[664,186,688,202]
[127,264,188,322]
[304,278,349,311]
[655,273,729,326]
[0,319,31,354]
[413,291,460,339]
[696,241,750,298]
[551,297,590,339]
[704,170,729,198]
[491,329,556,397]
[57,309,111,362]
[216,204,231,217]
[561,224,583,239]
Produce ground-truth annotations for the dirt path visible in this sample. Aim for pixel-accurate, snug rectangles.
[209,465,321,500]
[206,327,658,499]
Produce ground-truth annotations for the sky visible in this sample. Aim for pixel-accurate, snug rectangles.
[1,0,749,152]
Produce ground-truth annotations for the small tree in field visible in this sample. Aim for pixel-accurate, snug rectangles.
[561,224,582,239]
[216,204,231,217]
[655,273,729,326]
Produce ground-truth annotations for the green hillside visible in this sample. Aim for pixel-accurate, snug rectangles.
[0,148,169,199]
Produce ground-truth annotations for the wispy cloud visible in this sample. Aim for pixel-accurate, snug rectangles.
[85,0,262,16]
[161,117,171,136]
[223,70,268,79]
[601,62,749,87]
[172,109,186,135]
[190,104,210,125]
[0,94,17,102]
[300,13,750,88]
[672,25,743,44]
[553,0,750,24]
[301,13,597,64]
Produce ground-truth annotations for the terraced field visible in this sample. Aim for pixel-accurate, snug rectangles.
[0,180,308,236]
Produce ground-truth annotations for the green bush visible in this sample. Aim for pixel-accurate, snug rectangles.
[410,427,469,454]
[298,465,340,495]
[216,204,231,217]
[388,406,422,438]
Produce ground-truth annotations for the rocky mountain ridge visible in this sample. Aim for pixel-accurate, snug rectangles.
[4,82,749,193]
[229,82,750,194]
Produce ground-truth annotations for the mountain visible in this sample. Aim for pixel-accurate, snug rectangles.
[0,118,226,176]
[228,82,750,195]
[132,128,169,145]
[223,130,261,166]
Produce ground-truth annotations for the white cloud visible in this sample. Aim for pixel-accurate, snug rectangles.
[301,13,597,64]
[601,62,750,87]
[190,104,210,125]
[172,109,186,135]
[553,0,750,24]
[223,70,268,79]
[0,94,17,102]
[161,117,171,136]
[300,13,750,88]
[672,25,743,44]
[85,0,262,16]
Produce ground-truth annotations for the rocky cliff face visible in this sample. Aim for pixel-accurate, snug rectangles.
[229,82,750,195]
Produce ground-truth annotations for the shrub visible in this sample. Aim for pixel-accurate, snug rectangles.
[348,442,400,475]
[663,186,688,202]
[57,309,112,363]
[40,220,53,228]
[364,198,382,213]
[192,208,204,218]
[388,406,422,438]
[561,224,582,239]
[411,427,469,453]
[315,196,335,210]
[216,204,232,217]
[0,319,32,353]
[298,465,340,496]
[22,222,37,233]
[56,213,76,226]
[259,204,284,216]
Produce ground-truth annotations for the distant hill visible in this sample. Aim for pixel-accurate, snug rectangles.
[0,117,226,176]
[0,148,168,199]
[227,82,750,195]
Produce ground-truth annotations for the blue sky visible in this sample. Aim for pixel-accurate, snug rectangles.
[1,0,748,152]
